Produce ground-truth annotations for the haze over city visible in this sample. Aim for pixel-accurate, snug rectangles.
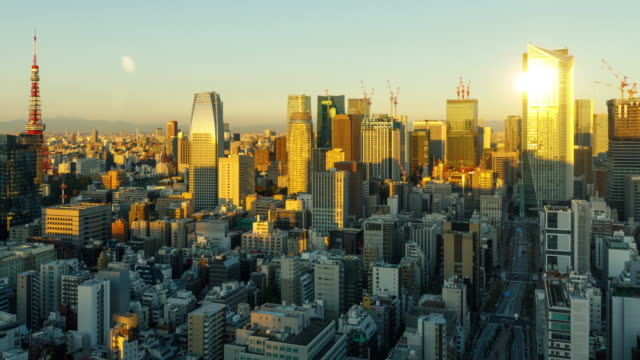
[2,0,639,132]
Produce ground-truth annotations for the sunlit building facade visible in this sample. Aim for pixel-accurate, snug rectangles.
[287,95,311,119]
[189,92,224,210]
[605,97,640,217]
[575,99,593,147]
[446,99,478,168]
[287,112,313,195]
[317,95,345,149]
[218,154,255,209]
[332,114,361,161]
[311,169,349,234]
[592,114,608,157]
[521,44,574,211]
[361,115,403,180]
[504,115,522,153]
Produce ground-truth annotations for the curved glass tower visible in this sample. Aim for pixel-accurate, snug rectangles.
[189,92,224,210]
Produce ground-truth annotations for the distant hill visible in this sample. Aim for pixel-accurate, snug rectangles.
[0,117,159,135]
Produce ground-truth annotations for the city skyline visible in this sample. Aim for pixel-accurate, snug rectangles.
[2,0,639,132]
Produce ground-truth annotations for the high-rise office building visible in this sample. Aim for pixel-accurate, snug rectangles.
[348,98,370,117]
[504,115,522,153]
[446,99,478,168]
[274,136,287,163]
[491,151,518,186]
[334,161,366,219]
[625,175,640,221]
[575,99,593,147]
[521,44,574,211]
[410,130,429,178]
[166,120,178,161]
[574,146,594,186]
[16,270,39,329]
[363,216,399,264]
[95,263,131,316]
[311,169,349,234]
[189,92,224,210]
[605,97,640,217]
[218,154,255,209]
[332,114,362,161]
[361,115,404,180]
[287,112,313,195]
[78,279,111,346]
[317,95,345,148]
[592,114,608,157]
[188,302,226,360]
[442,222,480,294]
[287,95,311,119]
[314,259,345,321]
[0,134,40,242]
[178,132,189,173]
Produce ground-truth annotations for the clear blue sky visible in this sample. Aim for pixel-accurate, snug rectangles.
[1,0,638,132]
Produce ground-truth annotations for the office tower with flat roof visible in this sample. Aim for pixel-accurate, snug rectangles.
[332,114,362,161]
[446,99,478,168]
[188,302,226,360]
[43,203,112,246]
[287,112,313,195]
[78,279,111,346]
[575,99,593,147]
[178,132,189,173]
[317,95,345,148]
[361,115,404,181]
[410,130,429,178]
[348,98,370,117]
[189,92,224,210]
[521,44,575,212]
[218,154,255,209]
[95,263,131,316]
[442,222,480,296]
[574,145,594,187]
[605,97,640,217]
[491,151,518,186]
[504,115,522,153]
[166,120,178,161]
[311,147,329,173]
[592,114,608,157]
[16,270,39,329]
[274,136,287,163]
[287,95,311,119]
[311,169,349,234]
[625,175,640,221]
[334,161,366,218]
[364,215,399,264]
[40,259,78,323]
[314,259,345,321]
[0,134,40,242]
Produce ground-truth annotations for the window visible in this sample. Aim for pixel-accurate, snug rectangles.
[547,235,558,250]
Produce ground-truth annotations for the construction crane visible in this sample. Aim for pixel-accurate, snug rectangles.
[628,83,638,99]
[360,80,374,106]
[387,80,400,117]
[601,59,629,104]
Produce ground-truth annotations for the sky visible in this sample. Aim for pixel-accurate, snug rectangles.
[1,0,639,133]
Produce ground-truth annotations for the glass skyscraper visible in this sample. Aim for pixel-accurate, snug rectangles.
[361,115,403,181]
[317,95,345,148]
[287,95,311,119]
[446,99,478,168]
[287,112,313,195]
[188,92,224,210]
[521,44,574,212]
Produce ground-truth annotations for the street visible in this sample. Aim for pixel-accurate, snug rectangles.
[472,220,532,360]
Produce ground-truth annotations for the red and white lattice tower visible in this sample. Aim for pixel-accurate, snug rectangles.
[25,31,49,181]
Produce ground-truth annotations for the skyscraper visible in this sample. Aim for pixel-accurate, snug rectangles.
[446,99,478,168]
[361,115,404,180]
[605,97,640,217]
[287,112,313,195]
[317,95,345,148]
[311,169,349,234]
[0,135,40,242]
[334,161,366,219]
[504,115,522,153]
[189,92,224,210]
[287,95,311,119]
[521,44,574,211]
[348,98,370,117]
[575,99,593,147]
[313,259,345,321]
[166,120,178,161]
[218,154,255,208]
[332,114,361,161]
[592,114,608,157]
[410,130,429,178]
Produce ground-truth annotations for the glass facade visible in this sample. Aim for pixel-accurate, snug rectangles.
[446,99,478,168]
[317,95,345,149]
[287,112,313,195]
[521,44,574,210]
[189,92,224,210]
